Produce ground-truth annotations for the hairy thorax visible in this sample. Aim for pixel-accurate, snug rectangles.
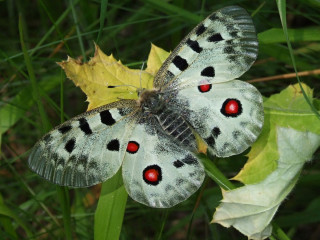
[138,89,165,114]
[138,88,197,151]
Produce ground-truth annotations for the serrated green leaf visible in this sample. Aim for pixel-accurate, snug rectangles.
[213,127,320,240]
[234,83,320,184]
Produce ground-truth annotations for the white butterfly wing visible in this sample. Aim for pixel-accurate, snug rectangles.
[169,80,263,157]
[154,5,258,89]
[122,124,205,208]
[28,100,138,187]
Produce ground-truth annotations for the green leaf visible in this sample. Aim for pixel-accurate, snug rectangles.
[212,127,320,240]
[258,27,320,44]
[94,170,127,240]
[259,44,313,70]
[234,83,320,184]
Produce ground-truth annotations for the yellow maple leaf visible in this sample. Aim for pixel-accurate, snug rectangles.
[58,43,170,111]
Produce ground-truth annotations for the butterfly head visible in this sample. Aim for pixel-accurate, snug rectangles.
[138,89,164,114]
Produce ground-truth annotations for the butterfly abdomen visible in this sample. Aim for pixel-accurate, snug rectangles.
[156,109,197,151]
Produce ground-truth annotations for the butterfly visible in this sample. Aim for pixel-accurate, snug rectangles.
[28,6,263,208]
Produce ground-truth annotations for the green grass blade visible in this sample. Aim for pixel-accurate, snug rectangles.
[0,75,60,135]
[69,0,86,61]
[198,154,235,190]
[20,11,73,240]
[37,0,76,56]
[258,27,320,44]
[0,193,32,238]
[156,210,168,240]
[94,170,127,240]
[96,0,109,43]
[56,186,72,240]
[18,14,50,133]
[143,0,201,23]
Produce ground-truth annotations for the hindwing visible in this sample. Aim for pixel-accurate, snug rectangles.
[167,80,264,157]
[122,124,205,208]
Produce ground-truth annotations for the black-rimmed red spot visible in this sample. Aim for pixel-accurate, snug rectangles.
[198,84,212,93]
[126,141,140,154]
[220,98,242,117]
[143,165,162,185]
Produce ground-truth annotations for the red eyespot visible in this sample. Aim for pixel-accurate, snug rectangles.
[143,165,162,185]
[198,84,212,93]
[221,98,242,117]
[144,169,159,182]
[225,100,239,114]
[126,141,139,153]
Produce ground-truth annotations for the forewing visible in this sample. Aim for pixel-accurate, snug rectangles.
[122,124,205,208]
[154,6,258,89]
[169,80,263,157]
[28,100,138,187]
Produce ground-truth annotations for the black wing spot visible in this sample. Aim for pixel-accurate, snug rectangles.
[186,38,203,53]
[78,155,88,167]
[196,24,206,36]
[201,66,215,77]
[173,160,185,168]
[230,31,238,38]
[224,46,235,54]
[176,178,185,186]
[166,70,175,78]
[212,127,221,137]
[208,33,223,42]
[182,154,197,165]
[205,136,215,146]
[233,131,241,140]
[209,15,219,21]
[222,142,231,150]
[57,158,65,167]
[65,138,76,153]
[100,110,116,126]
[107,139,120,151]
[43,134,52,143]
[58,125,72,134]
[172,56,188,71]
[88,161,99,171]
[79,118,93,135]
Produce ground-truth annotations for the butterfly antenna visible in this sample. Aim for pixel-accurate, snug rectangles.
[107,84,139,96]
[139,61,146,90]
[107,84,138,89]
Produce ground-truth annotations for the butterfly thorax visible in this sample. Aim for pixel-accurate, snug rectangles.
[138,89,165,114]
[138,89,197,151]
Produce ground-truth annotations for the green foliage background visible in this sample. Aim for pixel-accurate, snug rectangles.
[0,0,320,239]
